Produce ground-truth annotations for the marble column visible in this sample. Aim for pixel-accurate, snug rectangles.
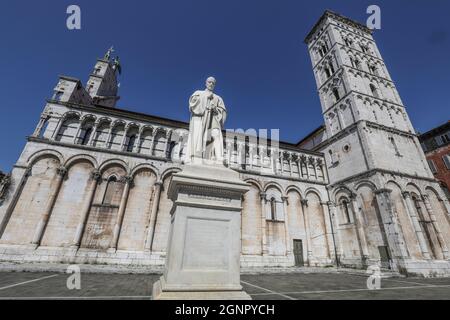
[423,195,449,259]
[249,146,254,171]
[237,143,245,168]
[144,181,163,251]
[350,194,370,265]
[120,126,130,151]
[71,170,101,248]
[163,130,173,158]
[374,189,409,263]
[51,117,65,141]
[281,196,292,255]
[88,122,99,146]
[301,199,313,265]
[105,125,114,148]
[149,129,158,156]
[33,115,49,137]
[109,176,133,252]
[288,153,293,177]
[260,192,268,255]
[72,121,83,144]
[296,156,302,179]
[132,130,143,153]
[402,191,431,259]
[327,201,344,259]
[321,201,335,260]
[303,157,310,180]
[31,166,67,247]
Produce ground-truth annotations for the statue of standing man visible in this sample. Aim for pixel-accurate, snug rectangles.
[185,77,227,164]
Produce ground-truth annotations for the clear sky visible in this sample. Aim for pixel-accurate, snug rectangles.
[0,0,449,172]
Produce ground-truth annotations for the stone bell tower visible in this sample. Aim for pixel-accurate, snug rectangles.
[305,10,431,183]
[86,47,121,108]
[304,11,450,276]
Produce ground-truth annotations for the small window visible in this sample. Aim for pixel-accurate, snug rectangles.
[270,197,277,221]
[324,67,332,78]
[370,83,380,99]
[339,198,352,224]
[441,134,450,144]
[360,44,368,53]
[443,154,450,170]
[329,62,335,74]
[428,160,438,174]
[332,88,340,102]
[53,91,64,101]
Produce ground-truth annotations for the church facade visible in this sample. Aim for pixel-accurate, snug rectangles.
[0,11,449,276]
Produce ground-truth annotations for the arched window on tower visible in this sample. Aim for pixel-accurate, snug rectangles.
[344,37,352,47]
[324,67,332,79]
[329,62,335,74]
[270,197,277,221]
[370,83,380,99]
[332,87,340,102]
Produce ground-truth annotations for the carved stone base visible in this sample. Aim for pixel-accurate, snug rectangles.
[152,162,251,300]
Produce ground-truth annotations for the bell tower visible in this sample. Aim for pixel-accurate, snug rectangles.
[86,47,121,108]
[305,10,431,183]
[304,11,450,274]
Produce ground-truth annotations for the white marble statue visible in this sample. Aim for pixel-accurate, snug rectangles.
[185,77,227,163]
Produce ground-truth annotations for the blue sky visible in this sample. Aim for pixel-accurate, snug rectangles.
[0,0,449,172]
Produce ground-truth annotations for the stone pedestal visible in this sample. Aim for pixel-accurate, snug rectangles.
[152,161,251,300]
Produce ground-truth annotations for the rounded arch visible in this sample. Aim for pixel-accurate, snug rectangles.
[305,187,323,202]
[61,111,81,121]
[424,186,443,201]
[161,167,182,182]
[97,117,112,125]
[99,159,128,174]
[264,182,284,195]
[111,119,126,129]
[243,178,263,192]
[406,182,423,196]
[354,180,377,191]
[332,185,354,200]
[130,163,159,178]
[27,149,64,166]
[80,114,97,123]
[286,185,304,198]
[385,179,405,192]
[64,154,98,169]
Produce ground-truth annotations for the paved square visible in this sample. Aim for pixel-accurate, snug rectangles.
[0,271,449,300]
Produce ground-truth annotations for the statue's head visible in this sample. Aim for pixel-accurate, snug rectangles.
[205,77,216,91]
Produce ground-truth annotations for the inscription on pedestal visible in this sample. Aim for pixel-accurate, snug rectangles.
[182,218,230,271]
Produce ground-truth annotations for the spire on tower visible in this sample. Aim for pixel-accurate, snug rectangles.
[86,47,121,108]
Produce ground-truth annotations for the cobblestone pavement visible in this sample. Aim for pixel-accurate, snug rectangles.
[0,271,449,300]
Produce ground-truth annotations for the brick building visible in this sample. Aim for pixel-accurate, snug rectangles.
[420,121,450,199]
